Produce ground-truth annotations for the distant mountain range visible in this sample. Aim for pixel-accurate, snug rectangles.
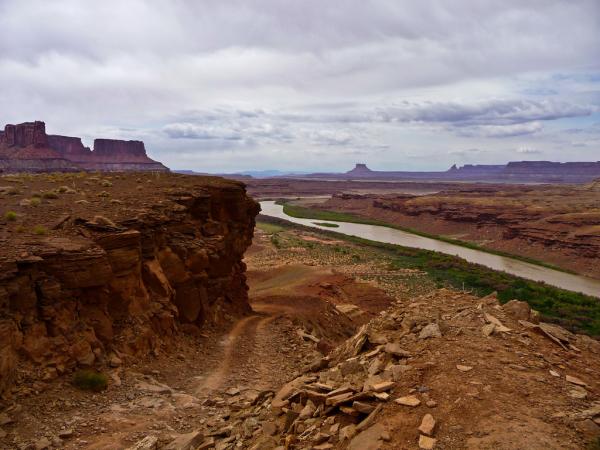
[296,162,600,184]
[174,169,309,179]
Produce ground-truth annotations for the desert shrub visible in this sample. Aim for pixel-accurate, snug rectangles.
[33,225,48,235]
[101,180,113,187]
[313,222,339,228]
[588,438,600,450]
[4,211,17,221]
[72,370,108,392]
[271,235,283,248]
[30,198,41,207]
[15,225,25,233]
[42,191,59,199]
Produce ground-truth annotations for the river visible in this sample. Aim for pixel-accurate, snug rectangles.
[259,201,600,298]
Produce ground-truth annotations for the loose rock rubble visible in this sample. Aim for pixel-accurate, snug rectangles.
[232,291,600,449]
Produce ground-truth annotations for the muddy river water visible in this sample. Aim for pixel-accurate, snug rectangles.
[259,201,600,298]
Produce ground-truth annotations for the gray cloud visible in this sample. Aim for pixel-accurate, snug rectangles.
[0,0,599,171]
[516,146,542,155]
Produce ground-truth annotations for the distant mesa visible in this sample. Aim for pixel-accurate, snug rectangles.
[301,161,600,184]
[0,121,168,172]
[347,163,373,174]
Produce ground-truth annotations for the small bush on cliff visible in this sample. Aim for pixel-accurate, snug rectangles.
[101,180,113,187]
[29,198,41,207]
[42,191,59,199]
[4,211,17,221]
[57,185,77,194]
[72,370,108,392]
[588,438,600,450]
[33,225,48,235]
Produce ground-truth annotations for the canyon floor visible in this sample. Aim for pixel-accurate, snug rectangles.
[2,217,600,449]
[246,178,600,279]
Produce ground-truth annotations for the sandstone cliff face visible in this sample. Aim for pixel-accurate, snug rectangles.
[0,175,259,395]
[0,121,168,172]
[0,121,48,148]
[46,135,91,158]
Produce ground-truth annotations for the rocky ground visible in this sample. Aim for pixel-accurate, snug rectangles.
[1,217,599,449]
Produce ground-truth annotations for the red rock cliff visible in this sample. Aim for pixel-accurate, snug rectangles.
[0,121,48,148]
[46,135,92,159]
[0,175,259,395]
[0,121,168,172]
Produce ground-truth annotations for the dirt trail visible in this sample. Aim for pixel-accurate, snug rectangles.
[195,305,295,395]
[195,315,266,393]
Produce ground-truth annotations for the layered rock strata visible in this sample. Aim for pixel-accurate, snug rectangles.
[0,176,259,395]
[321,188,600,276]
[0,121,168,172]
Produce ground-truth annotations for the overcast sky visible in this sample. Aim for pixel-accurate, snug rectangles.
[1,0,599,172]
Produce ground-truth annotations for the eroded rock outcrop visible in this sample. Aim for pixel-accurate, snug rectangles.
[0,121,168,172]
[0,175,259,395]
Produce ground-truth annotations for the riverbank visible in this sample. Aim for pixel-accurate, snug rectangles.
[257,214,600,336]
[279,201,573,274]
[317,186,600,279]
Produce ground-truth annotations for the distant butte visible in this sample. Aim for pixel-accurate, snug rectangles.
[0,121,168,172]
[302,161,600,184]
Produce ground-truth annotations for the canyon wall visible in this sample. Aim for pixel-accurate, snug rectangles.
[0,121,168,172]
[322,189,600,277]
[0,177,259,396]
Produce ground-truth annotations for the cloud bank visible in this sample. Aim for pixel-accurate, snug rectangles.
[0,0,599,171]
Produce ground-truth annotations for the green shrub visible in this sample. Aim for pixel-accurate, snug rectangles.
[588,437,600,450]
[42,191,59,199]
[4,211,17,221]
[57,185,76,194]
[72,370,108,392]
[30,198,41,207]
[33,225,48,235]
[312,222,340,228]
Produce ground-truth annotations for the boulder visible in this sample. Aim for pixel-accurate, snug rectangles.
[502,300,532,321]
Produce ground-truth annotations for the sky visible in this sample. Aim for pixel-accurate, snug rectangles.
[1,0,599,172]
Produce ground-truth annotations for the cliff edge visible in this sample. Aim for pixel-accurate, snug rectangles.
[0,172,259,396]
